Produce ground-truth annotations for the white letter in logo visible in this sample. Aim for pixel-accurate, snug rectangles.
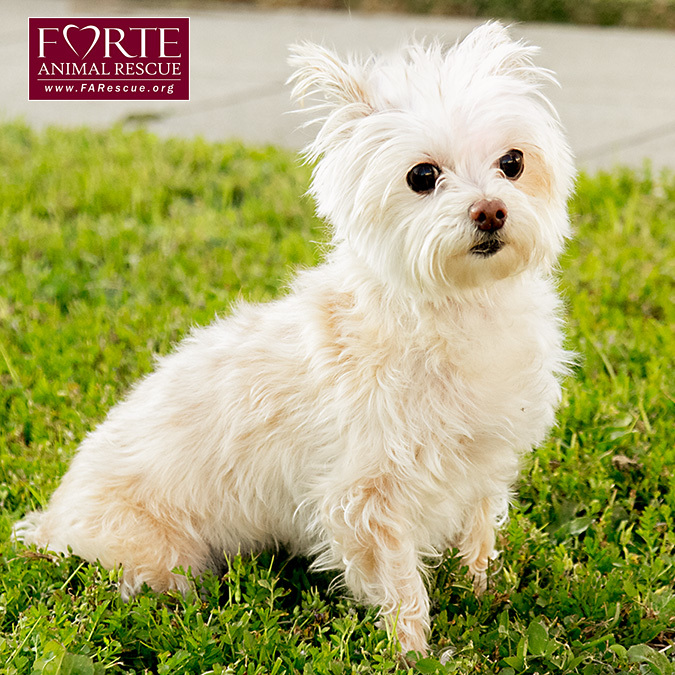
[104,27,135,58]
[37,27,59,58]
[158,27,181,58]
[129,27,157,58]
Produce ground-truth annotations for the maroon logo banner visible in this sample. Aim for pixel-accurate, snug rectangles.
[28,18,189,101]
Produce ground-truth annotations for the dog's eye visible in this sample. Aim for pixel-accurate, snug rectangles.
[406,163,440,193]
[498,150,524,180]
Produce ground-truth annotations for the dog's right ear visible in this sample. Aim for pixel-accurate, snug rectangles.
[288,43,373,115]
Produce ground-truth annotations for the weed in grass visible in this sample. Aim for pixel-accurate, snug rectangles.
[0,122,673,673]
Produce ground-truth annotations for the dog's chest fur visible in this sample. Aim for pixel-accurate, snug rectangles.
[241,262,567,553]
[305,264,562,453]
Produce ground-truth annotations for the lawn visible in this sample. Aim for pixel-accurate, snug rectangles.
[0,121,673,674]
[224,0,675,30]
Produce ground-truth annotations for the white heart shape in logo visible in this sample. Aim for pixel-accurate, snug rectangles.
[63,24,100,60]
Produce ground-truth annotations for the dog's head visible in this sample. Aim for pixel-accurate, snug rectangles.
[289,23,575,300]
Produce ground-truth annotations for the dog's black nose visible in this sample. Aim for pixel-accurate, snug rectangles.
[469,198,507,232]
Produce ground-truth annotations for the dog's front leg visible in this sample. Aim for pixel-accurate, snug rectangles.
[323,475,430,655]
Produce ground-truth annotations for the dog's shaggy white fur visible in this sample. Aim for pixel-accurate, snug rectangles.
[15,23,574,655]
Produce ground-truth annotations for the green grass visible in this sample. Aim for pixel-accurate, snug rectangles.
[0,121,673,674]
[224,0,675,31]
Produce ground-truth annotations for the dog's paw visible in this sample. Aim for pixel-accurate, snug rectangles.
[377,614,429,657]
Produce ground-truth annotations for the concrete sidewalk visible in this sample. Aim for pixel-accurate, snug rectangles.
[2,0,675,172]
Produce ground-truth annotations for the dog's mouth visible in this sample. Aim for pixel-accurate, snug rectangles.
[470,236,505,257]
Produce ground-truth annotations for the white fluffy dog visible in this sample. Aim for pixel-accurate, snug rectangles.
[15,23,574,655]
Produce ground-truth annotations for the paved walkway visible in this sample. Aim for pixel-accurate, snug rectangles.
[2,1,675,172]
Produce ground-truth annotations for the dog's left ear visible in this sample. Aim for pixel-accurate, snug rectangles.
[288,42,373,116]
[457,22,548,84]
